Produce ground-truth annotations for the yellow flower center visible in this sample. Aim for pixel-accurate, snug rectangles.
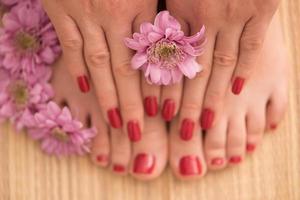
[9,81,29,107]
[52,128,70,142]
[15,31,39,51]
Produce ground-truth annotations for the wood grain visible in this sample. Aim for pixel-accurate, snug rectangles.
[0,1,300,200]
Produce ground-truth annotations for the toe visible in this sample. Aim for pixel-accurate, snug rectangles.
[204,117,227,170]
[169,118,207,180]
[226,114,247,166]
[110,128,131,175]
[130,116,167,181]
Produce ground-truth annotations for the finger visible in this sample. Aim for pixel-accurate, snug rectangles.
[200,27,241,130]
[105,24,144,143]
[231,17,269,95]
[76,18,122,129]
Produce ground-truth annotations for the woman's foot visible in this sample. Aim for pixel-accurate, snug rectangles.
[169,14,288,179]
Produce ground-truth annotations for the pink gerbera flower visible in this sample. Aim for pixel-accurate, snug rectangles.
[0,1,60,81]
[125,11,206,85]
[27,102,97,156]
[0,68,54,130]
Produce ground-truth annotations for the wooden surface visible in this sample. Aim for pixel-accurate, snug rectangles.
[0,1,300,200]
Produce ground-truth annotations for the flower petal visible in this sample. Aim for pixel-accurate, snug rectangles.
[178,58,201,79]
[131,53,148,69]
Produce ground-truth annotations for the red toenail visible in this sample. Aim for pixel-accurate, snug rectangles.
[180,119,195,141]
[211,158,225,166]
[144,96,158,117]
[229,156,242,164]
[246,144,256,152]
[127,121,141,142]
[179,156,202,176]
[133,153,155,174]
[232,77,245,95]
[270,124,277,130]
[77,75,90,93]
[96,154,108,163]
[162,99,176,121]
[113,164,126,173]
[200,108,214,130]
[107,108,123,128]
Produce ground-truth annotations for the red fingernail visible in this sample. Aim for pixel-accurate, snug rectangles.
[96,154,108,163]
[232,77,245,95]
[113,164,126,173]
[179,156,202,176]
[133,153,156,174]
[200,108,214,130]
[77,75,90,93]
[127,121,141,142]
[211,158,225,166]
[229,156,242,164]
[180,119,195,141]
[246,144,256,152]
[162,99,175,121]
[270,124,277,130]
[144,96,158,117]
[107,108,123,128]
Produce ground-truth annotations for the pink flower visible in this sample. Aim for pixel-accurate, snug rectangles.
[0,1,60,82]
[27,102,97,156]
[125,11,206,85]
[0,68,54,130]
[0,0,19,6]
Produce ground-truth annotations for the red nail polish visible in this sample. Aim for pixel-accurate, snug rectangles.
[133,153,155,174]
[96,154,108,163]
[232,77,245,95]
[229,156,242,164]
[211,158,225,166]
[77,75,90,93]
[179,156,202,176]
[162,99,175,121]
[127,121,141,142]
[246,144,256,152]
[180,119,195,141]
[200,108,214,130]
[107,108,123,128]
[270,124,277,130]
[113,164,125,173]
[144,96,158,117]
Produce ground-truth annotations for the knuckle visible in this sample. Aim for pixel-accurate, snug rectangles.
[121,103,142,115]
[114,61,138,77]
[181,102,201,113]
[61,37,82,51]
[213,51,237,68]
[206,139,225,150]
[205,89,224,106]
[96,90,116,108]
[240,37,263,52]
[86,50,110,68]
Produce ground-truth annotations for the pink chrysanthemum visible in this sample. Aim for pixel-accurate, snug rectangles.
[0,68,54,130]
[125,11,206,85]
[0,1,60,82]
[27,102,97,156]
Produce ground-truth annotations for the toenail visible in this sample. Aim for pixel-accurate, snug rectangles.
[232,77,245,95]
[96,154,108,163]
[133,153,155,174]
[179,156,202,176]
[270,124,277,131]
[180,119,195,141]
[127,120,141,142]
[229,156,242,164]
[77,75,90,93]
[144,96,158,117]
[246,144,256,152]
[107,108,123,128]
[211,158,225,166]
[113,164,126,173]
[162,99,176,121]
[200,108,214,130]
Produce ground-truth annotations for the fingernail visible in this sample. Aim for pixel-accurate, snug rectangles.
[200,108,214,130]
[270,124,277,130]
[96,154,108,163]
[179,156,202,176]
[113,164,126,173]
[229,156,242,164]
[133,153,155,174]
[77,75,90,93]
[162,99,175,121]
[144,96,158,117]
[246,144,256,152]
[127,120,141,142]
[107,108,123,128]
[211,158,225,166]
[232,77,245,95]
[180,119,195,141]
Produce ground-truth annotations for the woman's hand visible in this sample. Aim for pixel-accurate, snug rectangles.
[166,0,279,130]
[41,0,157,141]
